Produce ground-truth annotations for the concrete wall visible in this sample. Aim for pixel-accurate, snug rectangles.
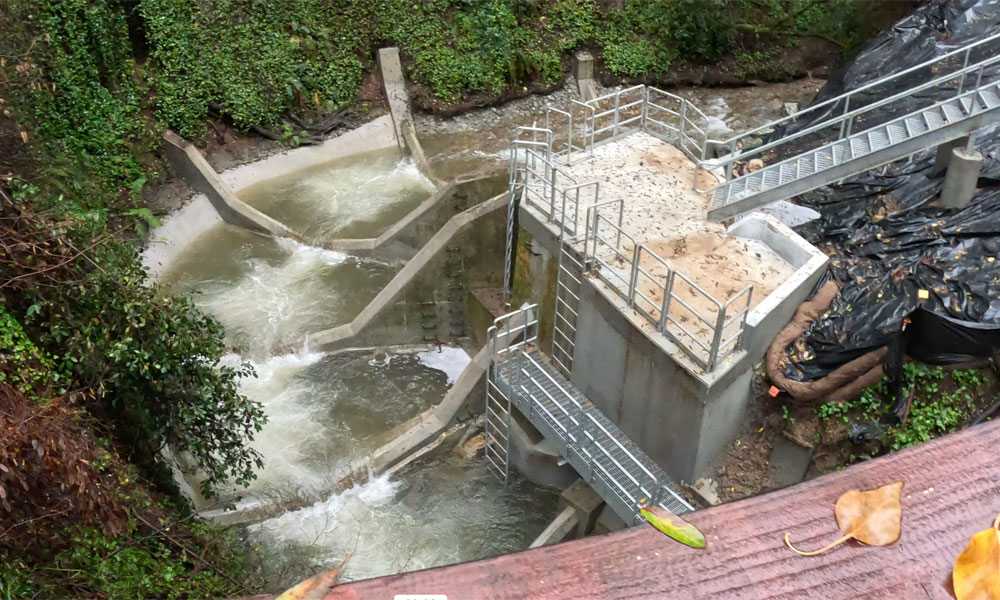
[511,208,826,483]
[219,115,398,192]
[306,192,508,352]
[730,213,828,361]
[160,131,304,241]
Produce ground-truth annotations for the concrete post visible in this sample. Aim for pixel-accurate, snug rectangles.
[931,136,970,176]
[940,147,982,209]
[572,51,594,82]
[377,47,411,151]
[557,479,604,538]
[572,51,597,101]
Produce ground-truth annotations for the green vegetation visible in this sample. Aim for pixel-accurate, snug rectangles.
[817,363,998,452]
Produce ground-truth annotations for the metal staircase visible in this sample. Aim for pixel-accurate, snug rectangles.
[701,32,1000,221]
[486,305,693,524]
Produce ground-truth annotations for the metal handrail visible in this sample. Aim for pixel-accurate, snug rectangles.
[697,36,1000,191]
[714,30,1000,147]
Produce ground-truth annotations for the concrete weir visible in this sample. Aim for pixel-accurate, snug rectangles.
[147,49,530,532]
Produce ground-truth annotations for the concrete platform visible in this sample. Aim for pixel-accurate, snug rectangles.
[514,128,826,482]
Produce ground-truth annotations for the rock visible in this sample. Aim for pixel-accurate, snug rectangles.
[746,158,765,172]
[782,102,799,117]
[453,432,485,459]
[739,136,763,152]
[768,436,813,489]
[691,477,721,506]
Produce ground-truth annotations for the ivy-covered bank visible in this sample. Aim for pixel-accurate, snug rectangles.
[0,1,903,597]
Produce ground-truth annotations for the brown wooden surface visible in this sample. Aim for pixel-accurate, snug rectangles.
[326,419,1000,600]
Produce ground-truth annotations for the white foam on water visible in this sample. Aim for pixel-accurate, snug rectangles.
[290,156,435,235]
[704,96,734,138]
[194,239,360,356]
[417,346,472,385]
[248,472,403,567]
[220,350,335,497]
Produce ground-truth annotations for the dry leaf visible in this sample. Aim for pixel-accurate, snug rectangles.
[640,505,706,549]
[275,554,350,600]
[785,481,903,556]
[953,514,1000,600]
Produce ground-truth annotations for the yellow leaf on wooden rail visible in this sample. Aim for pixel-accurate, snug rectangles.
[641,505,706,549]
[785,481,903,556]
[275,554,350,600]
[953,514,1000,600]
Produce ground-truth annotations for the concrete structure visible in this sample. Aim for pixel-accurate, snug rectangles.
[220,116,398,191]
[490,85,826,504]
[939,146,982,208]
[572,51,597,101]
[529,479,604,548]
[160,130,305,241]
[377,47,412,152]
[306,191,507,352]
[931,135,970,176]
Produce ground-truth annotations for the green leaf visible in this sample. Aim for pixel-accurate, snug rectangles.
[640,506,707,549]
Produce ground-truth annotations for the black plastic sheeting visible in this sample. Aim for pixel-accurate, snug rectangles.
[774,0,1000,385]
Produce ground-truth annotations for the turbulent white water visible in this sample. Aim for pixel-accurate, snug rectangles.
[239,152,436,242]
[163,227,396,358]
[417,345,473,385]
[703,96,735,138]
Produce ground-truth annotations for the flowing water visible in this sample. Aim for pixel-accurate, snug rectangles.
[238,151,436,243]
[162,152,556,587]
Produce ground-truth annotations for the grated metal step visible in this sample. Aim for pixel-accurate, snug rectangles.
[495,350,692,523]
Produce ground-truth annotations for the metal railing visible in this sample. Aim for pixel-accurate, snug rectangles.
[694,30,1000,193]
[579,84,646,149]
[644,86,712,165]
[504,87,757,371]
[581,204,753,372]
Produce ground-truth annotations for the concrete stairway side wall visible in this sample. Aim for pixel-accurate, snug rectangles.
[161,130,305,241]
[306,192,508,352]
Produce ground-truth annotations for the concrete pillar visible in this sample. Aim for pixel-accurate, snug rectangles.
[377,47,410,151]
[931,136,969,176]
[557,479,604,538]
[572,51,594,82]
[940,147,982,209]
[572,51,598,102]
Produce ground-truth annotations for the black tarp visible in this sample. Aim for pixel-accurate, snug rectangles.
[774,0,1000,385]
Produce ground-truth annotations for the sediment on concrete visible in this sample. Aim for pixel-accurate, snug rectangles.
[306,192,507,352]
[201,346,488,526]
[161,130,305,242]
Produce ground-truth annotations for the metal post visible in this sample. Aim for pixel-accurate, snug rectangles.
[627,246,641,304]
[958,48,970,96]
[838,95,850,140]
[640,87,648,132]
[549,168,558,223]
[707,304,727,372]
[678,101,687,146]
[725,140,736,182]
[567,113,574,165]
[612,92,620,138]
[658,272,674,331]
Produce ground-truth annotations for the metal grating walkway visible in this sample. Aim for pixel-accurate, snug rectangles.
[707,82,1000,221]
[494,349,692,524]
